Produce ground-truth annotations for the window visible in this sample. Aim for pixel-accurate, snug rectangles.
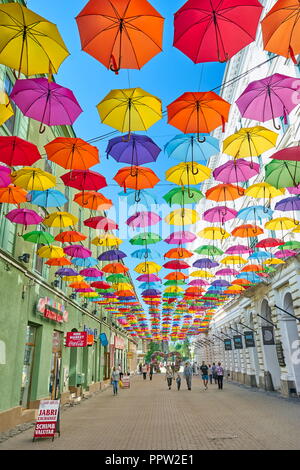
[0,203,16,254]
[4,74,16,134]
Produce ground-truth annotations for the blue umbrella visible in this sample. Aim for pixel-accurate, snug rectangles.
[28,189,68,207]
[85,276,104,282]
[248,251,270,260]
[131,248,160,260]
[236,272,261,282]
[237,206,273,224]
[138,282,159,289]
[98,249,126,261]
[165,134,219,163]
[118,189,158,208]
[72,257,98,267]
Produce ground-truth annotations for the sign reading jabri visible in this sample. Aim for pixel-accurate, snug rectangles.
[33,400,60,441]
[37,297,68,323]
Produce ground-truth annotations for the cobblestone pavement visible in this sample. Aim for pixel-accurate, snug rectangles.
[1,374,300,450]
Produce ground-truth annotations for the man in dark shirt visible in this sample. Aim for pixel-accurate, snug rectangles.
[200,361,209,390]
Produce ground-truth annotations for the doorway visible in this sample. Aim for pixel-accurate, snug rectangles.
[20,324,38,408]
[49,330,63,399]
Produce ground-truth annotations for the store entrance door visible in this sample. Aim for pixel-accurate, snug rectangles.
[20,324,37,408]
[49,331,62,399]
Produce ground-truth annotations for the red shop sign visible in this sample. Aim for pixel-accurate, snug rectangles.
[33,400,60,440]
[66,332,87,347]
[114,336,125,350]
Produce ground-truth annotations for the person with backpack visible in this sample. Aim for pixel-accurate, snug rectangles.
[200,361,209,390]
[216,362,224,390]
[211,362,218,384]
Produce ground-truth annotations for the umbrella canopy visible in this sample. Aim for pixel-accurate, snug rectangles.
[92,234,123,247]
[46,257,72,266]
[164,248,193,259]
[165,134,219,164]
[102,262,129,274]
[11,78,82,132]
[198,226,230,239]
[0,2,69,76]
[255,237,284,248]
[131,249,160,260]
[165,162,211,188]
[265,217,297,231]
[28,189,67,208]
[134,262,161,274]
[275,196,300,213]
[80,268,104,278]
[165,208,199,226]
[0,185,27,205]
[22,231,54,245]
[237,205,273,223]
[271,145,300,162]
[45,138,99,170]
[0,136,41,167]
[0,91,13,127]
[164,272,188,280]
[193,258,219,268]
[97,88,162,134]
[11,167,56,191]
[43,211,78,228]
[245,182,284,200]
[223,126,278,158]
[164,231,197,244]
[231,224,264,237]
[64,245,92,259]
[74,191,113,211]
[98,249,126,261]
[55,231,87,243]
[84,216,118,231]
[203,206,237,223]
[61,170,107,191]
[194,245,224,256]
[163,186,204,206]
[114,166,159,195]
[72,257,99,268]
[265,160,300,188]
[206,183,245,202]
[163,260,190,270]
[226,244,253,255]
[76,0,164,72]
[167,91,230,136]
[127,211,161,228]
[37,245,64,259]
[6,208,43,229]
[106,134,161,166]
[137,274,161,282]
[119,189,158,207]
[213,159,260,183]
[174,0,262,63]
[236,73,300,129]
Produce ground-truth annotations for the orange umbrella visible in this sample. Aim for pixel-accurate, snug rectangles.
[55,230,87,243]
[114,166,159,202]
[164,248,193,259]
[164,272,188,280]
[232,224,264,238]
[74,191,113,211]
[69,281,90,289]
[0,185,27,204]
[167,91,230,140]
[45,257,72,266]
[44,138,99,170]
[261,0,300,63]
[232,279,252,286]
[76,0,164,73]
[102,263,129,274]
[241,264,264,273]
[206,183,245,202]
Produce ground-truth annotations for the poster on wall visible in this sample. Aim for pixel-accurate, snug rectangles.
[262,326,275,345]
[233,335,243,349]
[33,400,60,441]
[244,331,255,348]
[65,332,87,347]
[224,339,232,350]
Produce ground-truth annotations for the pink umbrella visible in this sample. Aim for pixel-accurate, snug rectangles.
[236,73,300,129]
[213,159,260,182]
[5,208,43,233]
[188,279,209,286]
[215,268,239,276]
[79,268,104,277]
[275,249,297,258]
[225,245,253,255]
[10,78,83,133]
[136,274,161,282]
[126,211,161,228]
[203,206,237,223]
[288,186,300,195]
[0,166,11,187]
[64,245,92,259]
[164,231,197,244]
[75,288,95,293]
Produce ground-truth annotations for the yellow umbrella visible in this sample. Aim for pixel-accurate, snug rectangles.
[43,211,78,228]
[265,217,298,231]
[226,285,245,291]
[245,182,284,199]
[220,256,247,265]
[11,167,56,191]
[134,262,161,274]
[165,208,199,226]
[198,226,230,239]
[79,292,99,298]
[164,286,184,293]
[190,270,214,278]
[92,235,123,247]
[114,283,133,291]
[0,91,13,126]
[37,245,64,259]
[292,226,300,234]
[165,162,211,186]
[223,126,278,158]
[62,275,84,283]
[0,2,69,77]
[97,87,162,135]
[265,258,285,265]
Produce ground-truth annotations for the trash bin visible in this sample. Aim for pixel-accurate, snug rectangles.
[264,371,274,391]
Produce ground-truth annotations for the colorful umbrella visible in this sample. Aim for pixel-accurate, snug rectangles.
[37,245,64,259]
[80,268,104,278]
[163,260,190,270]
[231,224,264,237]
[0,2,69,76]
[245,182,284,202]
[236,73,300,129]
[198,226,230,239]
[213,159,260,183]
[102,263,129,274]
[72,257,99,268]
[98,250,126,261]
[61,170,107,191]
[11,167,56,191]
[265,217,298,231]
[206,183,245,202]
[165,163,211,191]
[5,208,43,231]
[55,231,87,243]
[23,231,54,245]
[46,257,72,266]
[84,216,118,231]
[226,244,253,255]
[237,206,273,224]
[119,189,158,208]
[271,145,300,162]
[164,231,197,244]
[64,245,92,259]
[76,0,164,72]
[127,212,161,228]
[106,134,161,167]
[165,208,199,226]
[73,191,113,211]
[28,189,67,208]
[45,138,99,170]
[174,0,262,63]
[0,185,27,205]
[255,237,284,248]
[203,206,237,223]
[223,126,278,159]
[265,160,300,188]
[43,211,78,228]
[194,245,224,256]
[11,78,82,133]
[163,186,204,206]
[92,234,123,247]
[114,166,159,198]
[164,248,193,259]
[165,134,219,164]
[0,91,13,126]
[0,136,41,167]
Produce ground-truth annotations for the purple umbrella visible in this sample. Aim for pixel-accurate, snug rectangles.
[215,268,239,276]
[127,211,161,228]
[274,249,297,258]
[193,258,219,269]
[225,245,253,255]
[275,196,300,213]
[55,268,79,276]
[213,159,260,183]
[64,245,92,259]
[79,268,104,277]
[211,279,231,286]
[136,274,161,282]
[98,249,127,261]
[236,73,300,129]
[75,288,95,293]
[6,208,43,232]
[10,78,83,133]
[203,206,237,223]
[106,134,161,168]
[142,289,161,296]
[164,231,197,244]
[188,279,209,286]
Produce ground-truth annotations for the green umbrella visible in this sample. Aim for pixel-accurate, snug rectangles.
[163,292,183,298]
[96,288,115,294]
[106,274,128,283]
[22,230,54,244]
[163,280,186,286]
[194,245,224,256]
[129,233,162,245]
[163,186,204,206]
[265,160,300,189]
[279,240,300,250]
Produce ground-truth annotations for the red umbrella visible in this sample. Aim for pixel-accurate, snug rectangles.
[61,170,107,191]
[255,238,284,248]
[163,260,190,270]
[83,216,119,231]
[0,136,41,167]
[90,281,111,289]
[174,0,263,63]
[55,230,87,243]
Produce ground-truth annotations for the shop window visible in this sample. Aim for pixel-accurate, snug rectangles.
[20,325,38,408]
[49,330,63,399]
[0,203,16,255]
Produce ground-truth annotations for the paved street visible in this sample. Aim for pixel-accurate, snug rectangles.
[1,374,300,450]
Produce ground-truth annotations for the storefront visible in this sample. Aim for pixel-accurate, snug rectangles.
[114,336,126,372]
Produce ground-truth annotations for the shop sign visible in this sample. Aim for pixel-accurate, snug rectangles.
[99,333,108,346]
[275,340,286,367]
[66,332,87,347]
[233,335,243,349]
[83,325,98,338]
[262,326,275,345]
[224,339,232,351]
[87,334,94,346]
[33,400,60,440]
[37,297,68,324]
[114,336,125,350]
[127,352,134,359]
[244,331,255,348]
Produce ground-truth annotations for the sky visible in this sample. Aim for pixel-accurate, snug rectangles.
[28,0,226,310]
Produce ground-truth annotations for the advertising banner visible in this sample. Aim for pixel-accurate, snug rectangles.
[33,400,60,440]
[233,335,243,349]
[244,331,255,348]
[262,326,275,345]
[66,332,87,347]
[224,339,232,351]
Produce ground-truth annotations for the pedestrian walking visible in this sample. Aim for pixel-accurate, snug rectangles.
[200,361,209,390]
[142,363,147,380]
[111,367,119,396]
[149,363,154,380]
[175,372,181,391]
[165,365,174,390]
[183,362,193,390]
[208,364,213,385]
[211,362,218,384]
[118,363,123,381]
[139,363,142,374]
[216,362,224,390]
